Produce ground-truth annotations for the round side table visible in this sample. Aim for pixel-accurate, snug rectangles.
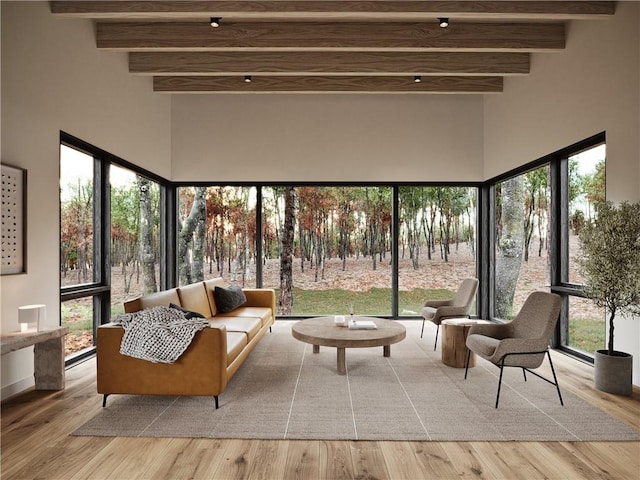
[441,319,490,368]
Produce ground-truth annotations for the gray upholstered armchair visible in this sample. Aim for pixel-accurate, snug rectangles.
[420,277,479,350]
[464,291,563,408]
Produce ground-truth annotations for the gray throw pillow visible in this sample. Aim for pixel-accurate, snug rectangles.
[169,303,206,320]
[213,285,247,313]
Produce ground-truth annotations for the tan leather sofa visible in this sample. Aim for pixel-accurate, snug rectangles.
[97,278,276,409]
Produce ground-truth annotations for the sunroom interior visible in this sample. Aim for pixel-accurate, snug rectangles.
[1,0,639,402]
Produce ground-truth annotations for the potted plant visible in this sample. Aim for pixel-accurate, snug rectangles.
[577,201,640,395]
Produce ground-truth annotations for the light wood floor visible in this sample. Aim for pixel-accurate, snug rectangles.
[2,349,639,480]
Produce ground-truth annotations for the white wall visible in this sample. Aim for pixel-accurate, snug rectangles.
[171,94,485,182]
[484,2,639,201]
[0,2,172,399]
[484,1,640,385]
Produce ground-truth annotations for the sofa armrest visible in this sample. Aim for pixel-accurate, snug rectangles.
[123,298,143,313]
[243,289,276,318]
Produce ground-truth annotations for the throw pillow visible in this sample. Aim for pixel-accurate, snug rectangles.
[169,303,206,320]
[213,285,247,313]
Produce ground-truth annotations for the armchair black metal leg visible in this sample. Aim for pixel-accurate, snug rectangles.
[522,368,527,381]
[495,359,506,408]
[433,324,440,351]
[547,351,564,406]
[102,394,109,408]
[214,395,219,409]
[464,349,471,379]
[420,319,425,338]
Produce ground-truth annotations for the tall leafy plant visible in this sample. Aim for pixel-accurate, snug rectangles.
[577,201,640,355]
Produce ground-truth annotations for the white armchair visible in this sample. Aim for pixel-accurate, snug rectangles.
[464,291,563,408]
[420,278,478,350]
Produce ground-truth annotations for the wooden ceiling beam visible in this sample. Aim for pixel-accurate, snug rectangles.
[98,21,565,51]
[153,75,503,93]
[51,1,616,20]
[130,51,530,76]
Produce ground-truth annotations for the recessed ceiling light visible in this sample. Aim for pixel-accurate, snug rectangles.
[210,17,221,28]
[414,75,422,83]
[244,75,252,83]
[438,18,449,28]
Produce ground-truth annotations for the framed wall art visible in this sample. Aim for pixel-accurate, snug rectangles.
[1,164,27,275]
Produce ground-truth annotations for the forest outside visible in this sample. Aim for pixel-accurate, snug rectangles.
[60,150,605,357]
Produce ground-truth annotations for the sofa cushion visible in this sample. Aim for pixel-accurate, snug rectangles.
[169,303,205,320]
[226,331,248,366]
[204,278,227,315]
[216,306,273,328]
[213,285,247,313]
[177,283,212,318]
[209,317,262,341]
[133,289,180,312]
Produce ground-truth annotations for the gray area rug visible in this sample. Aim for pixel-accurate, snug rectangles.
[74,321,640,441]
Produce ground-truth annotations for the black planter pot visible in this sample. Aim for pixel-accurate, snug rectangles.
[594,349,633,396]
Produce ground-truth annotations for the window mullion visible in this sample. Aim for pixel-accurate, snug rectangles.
[391,186,399,318]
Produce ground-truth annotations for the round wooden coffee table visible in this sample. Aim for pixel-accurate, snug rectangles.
[291,316,406,375]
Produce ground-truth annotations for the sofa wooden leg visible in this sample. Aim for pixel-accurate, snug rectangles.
[102,394,109,407]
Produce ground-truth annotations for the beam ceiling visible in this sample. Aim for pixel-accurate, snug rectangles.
[50,1,616,94]
[50,1,617,20]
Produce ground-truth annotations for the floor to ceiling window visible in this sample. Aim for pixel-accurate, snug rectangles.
[60,132,604,365]
[59,142,106,359]
[177,186,257,287]
[263,186,393,317]
[493,165,551,321]
[176,184,478,318]
[562,142,606,355]
[488,132,606,362]
[110,164,162,317]
[60,133,167,362]
[397,186,477,317]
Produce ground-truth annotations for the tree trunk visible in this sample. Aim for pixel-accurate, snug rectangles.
[137,176,157,294]
[495,177,525,320]
[192,196,206,282]
[178,187,207,285]
[608,306,616,355]
[279,187,295,315]
[523,191,535,262]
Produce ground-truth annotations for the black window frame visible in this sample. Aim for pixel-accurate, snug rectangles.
[59,132,172,366]
[173,182,482,319]
[60,130,604,367]
[484,132,606,364]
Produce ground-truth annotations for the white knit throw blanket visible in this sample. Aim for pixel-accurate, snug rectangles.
[114,306,210,363]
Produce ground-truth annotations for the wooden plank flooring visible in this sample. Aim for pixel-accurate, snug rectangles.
[2,351,639,480]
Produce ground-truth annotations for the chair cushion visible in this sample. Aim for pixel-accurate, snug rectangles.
[466,334,500,359]
[421,306,437,319]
